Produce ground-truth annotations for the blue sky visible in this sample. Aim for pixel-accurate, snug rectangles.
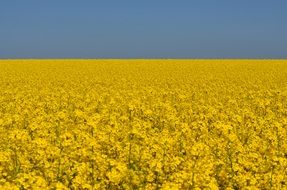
[0,0,287,58]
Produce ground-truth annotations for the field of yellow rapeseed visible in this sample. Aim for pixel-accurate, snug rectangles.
[0,59,287,189]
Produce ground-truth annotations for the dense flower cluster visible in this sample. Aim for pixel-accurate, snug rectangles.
[0,59,287,189]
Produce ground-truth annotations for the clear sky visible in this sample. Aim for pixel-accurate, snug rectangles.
[1,0,287,58]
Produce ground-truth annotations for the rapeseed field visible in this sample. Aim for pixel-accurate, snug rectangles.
[0,59,287,189]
